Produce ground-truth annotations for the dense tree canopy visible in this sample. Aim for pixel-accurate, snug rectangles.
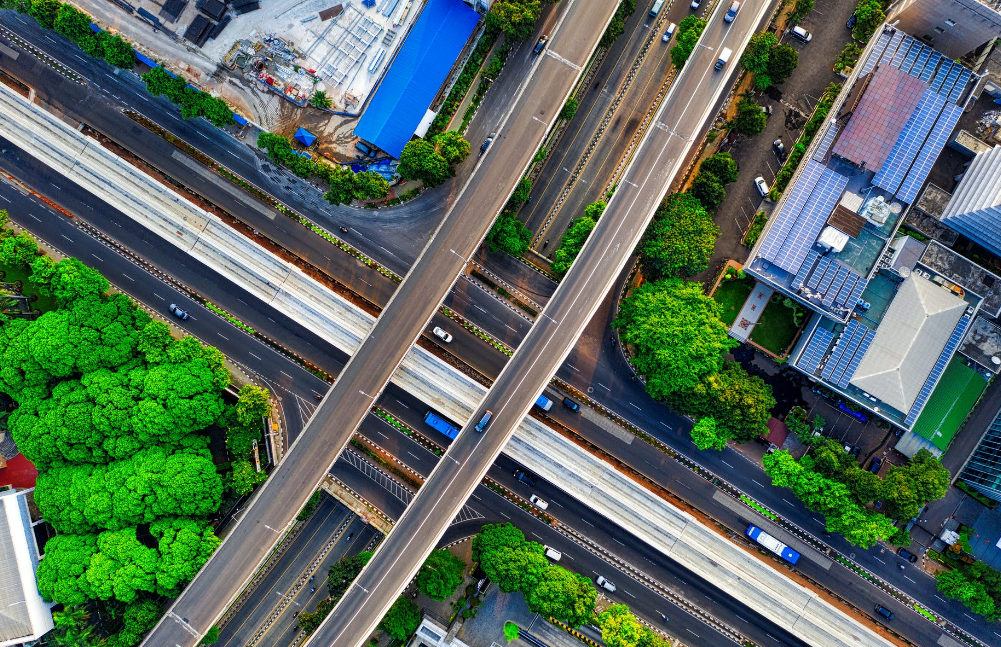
[486,0,542,41]
[767,44,799,85]
[741,32,777,77]
[614,280,735,400]
[639,194,718,280]
[667,360,774,442]
[379,597,421,641]
[551,215,597,278]
[328,552,373,600]
[432,131,471,166]
[486,212,533,256]
[690,171,726,212]
[416,549,467,601]
[398,139,452,187]
[671,16,707,69]
[853,0,885,43]
[690,417,726,451]
[732,97,767,137]
[526,566,597,627]
[598,604,668,647]
[141,68,234,127]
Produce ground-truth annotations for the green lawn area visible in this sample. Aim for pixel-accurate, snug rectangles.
[1,261,58,315]
[749,299,801,355]
[911,357,987,451]
[713,276,754,326]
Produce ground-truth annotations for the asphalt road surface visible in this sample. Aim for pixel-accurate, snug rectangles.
[139,1,619,644]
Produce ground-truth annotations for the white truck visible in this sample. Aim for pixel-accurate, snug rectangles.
[715,47,732,70]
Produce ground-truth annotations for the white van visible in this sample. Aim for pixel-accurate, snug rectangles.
[544,546,562,561]
[529,494,549,510]
[715,47,732,71]
[791,25,812,42]
[596,575,617,593]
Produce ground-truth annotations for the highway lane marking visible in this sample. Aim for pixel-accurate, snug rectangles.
[612,538,625,546]
[90,253,104,262]
[580,518,595,527]
[0,194,9,203]
[628,402,641,410]
[965,614,977,621]
[60,234,73,243]
[622,590,635,598]
[532,533,543,540]
[506,324,518,333]
[751,479,764,487]
[395,399,410,408]
[407,451,421,460]
[152,293,165,300]
[659,422,671,430]
[376,431,388,439]
[226,150,240,159]
[782,498,795,506]
[873,557,886,565]
[567,364,578,371]
[935,595,947,602]
[471,494,481,501]
[720,460,733,469]
[686,629,698,637]
[597,383,610,390]
[280,370,293,378]
[500,512,510,519]
[121,273,134,281]
[249,352,262,360]
[218,333,229,340]
[765,633,778,641]
[735,615,748,623]
[904,576,916,583]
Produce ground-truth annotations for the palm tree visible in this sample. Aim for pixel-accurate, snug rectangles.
[50,606,105,646]
[311,91,332,110]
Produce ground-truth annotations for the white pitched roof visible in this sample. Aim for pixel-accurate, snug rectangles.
[850,275,966,413]
[0,490,53,647]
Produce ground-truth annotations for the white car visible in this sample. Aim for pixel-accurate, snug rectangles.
[432,326,452,343]
[529,494,549,510]
[596,575,617,592]
[754,176,770,197]
[690,0,701,9]
[661,22,677,42]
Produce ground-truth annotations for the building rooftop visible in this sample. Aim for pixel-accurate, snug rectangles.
[940,145,1001,256]
[959,315,1001,373]
[0,489,53,646]
[850,274,968,413]
[919,239,1001,317]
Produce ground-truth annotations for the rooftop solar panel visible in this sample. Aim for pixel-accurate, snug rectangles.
[948,68,972,103]
[816,263,839,294]
[901,43,920,74]
[831,272,861,308]
[920,52,941,82]
[873,89,946,195]
[798,328,835,375]
[910,47,930,79]
[903,314,972,426]
[897,102,962,204]
[758,161,825,264]
[806,254,833,290]
[812,121,840,162]
[792,250,820,290]
[825,321,865,383]
[880,31,904,67]
[930,60,952,94]
[822,267,851,305]
[939,64,963,101]
[846,278,869,312]
[860,31,893,76]
[837,328,877,388]
[770,169,849,273]
[891,36,914,68]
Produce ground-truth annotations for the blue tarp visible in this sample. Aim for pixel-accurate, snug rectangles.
[233,113,249,126]
[353,0,479,158]
[294,127,316,146]
[134,51,159,69]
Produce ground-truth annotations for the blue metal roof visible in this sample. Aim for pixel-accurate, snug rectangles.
[354,0,479,158]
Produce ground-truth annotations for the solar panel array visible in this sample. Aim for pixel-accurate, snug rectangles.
[863,29,972,105]
[768,168,849,274]
[791,250,822,290]
[757,160,824,266]
[798,327,835,375]
[873,89,946,195]
[811,120,840,162]
[821,320,877,388]
[903,314,972,426]
[790,252,870,319]
[897,101,962,204]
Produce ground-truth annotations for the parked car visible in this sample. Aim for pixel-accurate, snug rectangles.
[513,469,537,486]
[662,22,677,42]
[168,304,190,321]
[724,1,740,23]
[761,104,773,116]
[791,25,812,42]
[851,445,861,457]
[432,326,453,343]
[562,397,581,412]
[898,548,918,563]
[870,457,882,474]
[773,138,786,161]
[533,35,549,55]
[754,176,769,197]
[846,14,857,30]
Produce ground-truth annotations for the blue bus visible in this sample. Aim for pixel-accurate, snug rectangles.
[650,0,665,16]
[424,411,460,440]
[746,525,800,564]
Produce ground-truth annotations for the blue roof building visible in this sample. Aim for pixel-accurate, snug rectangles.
[354,0,479,158]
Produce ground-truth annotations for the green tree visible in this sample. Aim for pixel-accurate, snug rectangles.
[690,171,726,212]
[600,0,636,48]
[667,361,775,442]
[732,97,767,137]
[236,384,272,426]
[49,605,104,647]
[485,212,532,256]
[0,230,39,267]
[100,33,136,69]
[767,44,798,85]
[311,90,332,109]
[690,417,727,451]
[115,597,163,647]
[29,0,61,28]
[472,523,526,561]
[560,97,579,121]
[229,460,267,496]
[853,0,885,43]
[298,598,334,634]
[323,167,358,205]
[671,16,707,69]
[741,32,776,76]
[479,542,549,593]
[416,549,467,601]
[598,604,646,647]
[200,626,220,645]
[432,131,471,166]
[639,193,718,280]
[699,152,738,184]
[791,0,814,20]
[54,4,102,57]
[525,566,596,627]
[551,215,597,278]
[398,139,451,187]
[354,171,389,201]
[486,0,542,41]
[615,280,734,400]
[328,552,374,599]
[379,597,421,641]
[37,534,98,606]
[506,177,532,211]
[504,621,520,642]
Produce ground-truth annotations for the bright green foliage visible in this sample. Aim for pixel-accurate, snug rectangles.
[480,541,549,593]
[298,598,334,634]
[600,0,636,48]
[49,606,102,647]
[615,279,735,400]
[671,16,707,69]
[113,597,164,647]
[507,178,532,211]
[416,549,467,601]
[472,522,526,561]
[99,33,136,69]
[327,551,374,599]
[700,152,738,184]
[324,167,361,205]
[200,626,220,645]
[397,139,452,187]
[379,597,421,641]
[690,417,726,451]
[27,256,110,306]
[936,562,1001,621]
[639,193,718,280]
[763,450,896,547]
[690,171,726,212]
[229,460,266,495]
[486,212,532,256]
[551,214,597,278]
[525,566,596,627]
[741,32,776,76]
[141,68,234,127]
[790,0,814,21]
[853,0,885,43]
[34,444,223,533]
[0,209,8,229]
[504,621,520,642]
[152,518,220,595]
[432,131,471,166]
[37,534,98,606]
[0,230,39,267]
[355,171,390,201]
[54,4,99,55]
[29,0,60,28]
[667,361,774,442]
[310,91,332,109]
[767,44,798,85]
[486,0,542,41]
[257,131,317,177]
[560,98,579,121]
[598,604,648,647]
[733,97,767,137]
[237,384,272,425]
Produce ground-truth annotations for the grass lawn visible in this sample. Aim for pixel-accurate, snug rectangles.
[713,277,755,326]
[1,261,58,315]
[911,357,987,451]
[749,298,801,355]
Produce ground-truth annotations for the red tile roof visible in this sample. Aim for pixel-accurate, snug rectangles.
[0,454,37,489]
[764,417,790,447]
